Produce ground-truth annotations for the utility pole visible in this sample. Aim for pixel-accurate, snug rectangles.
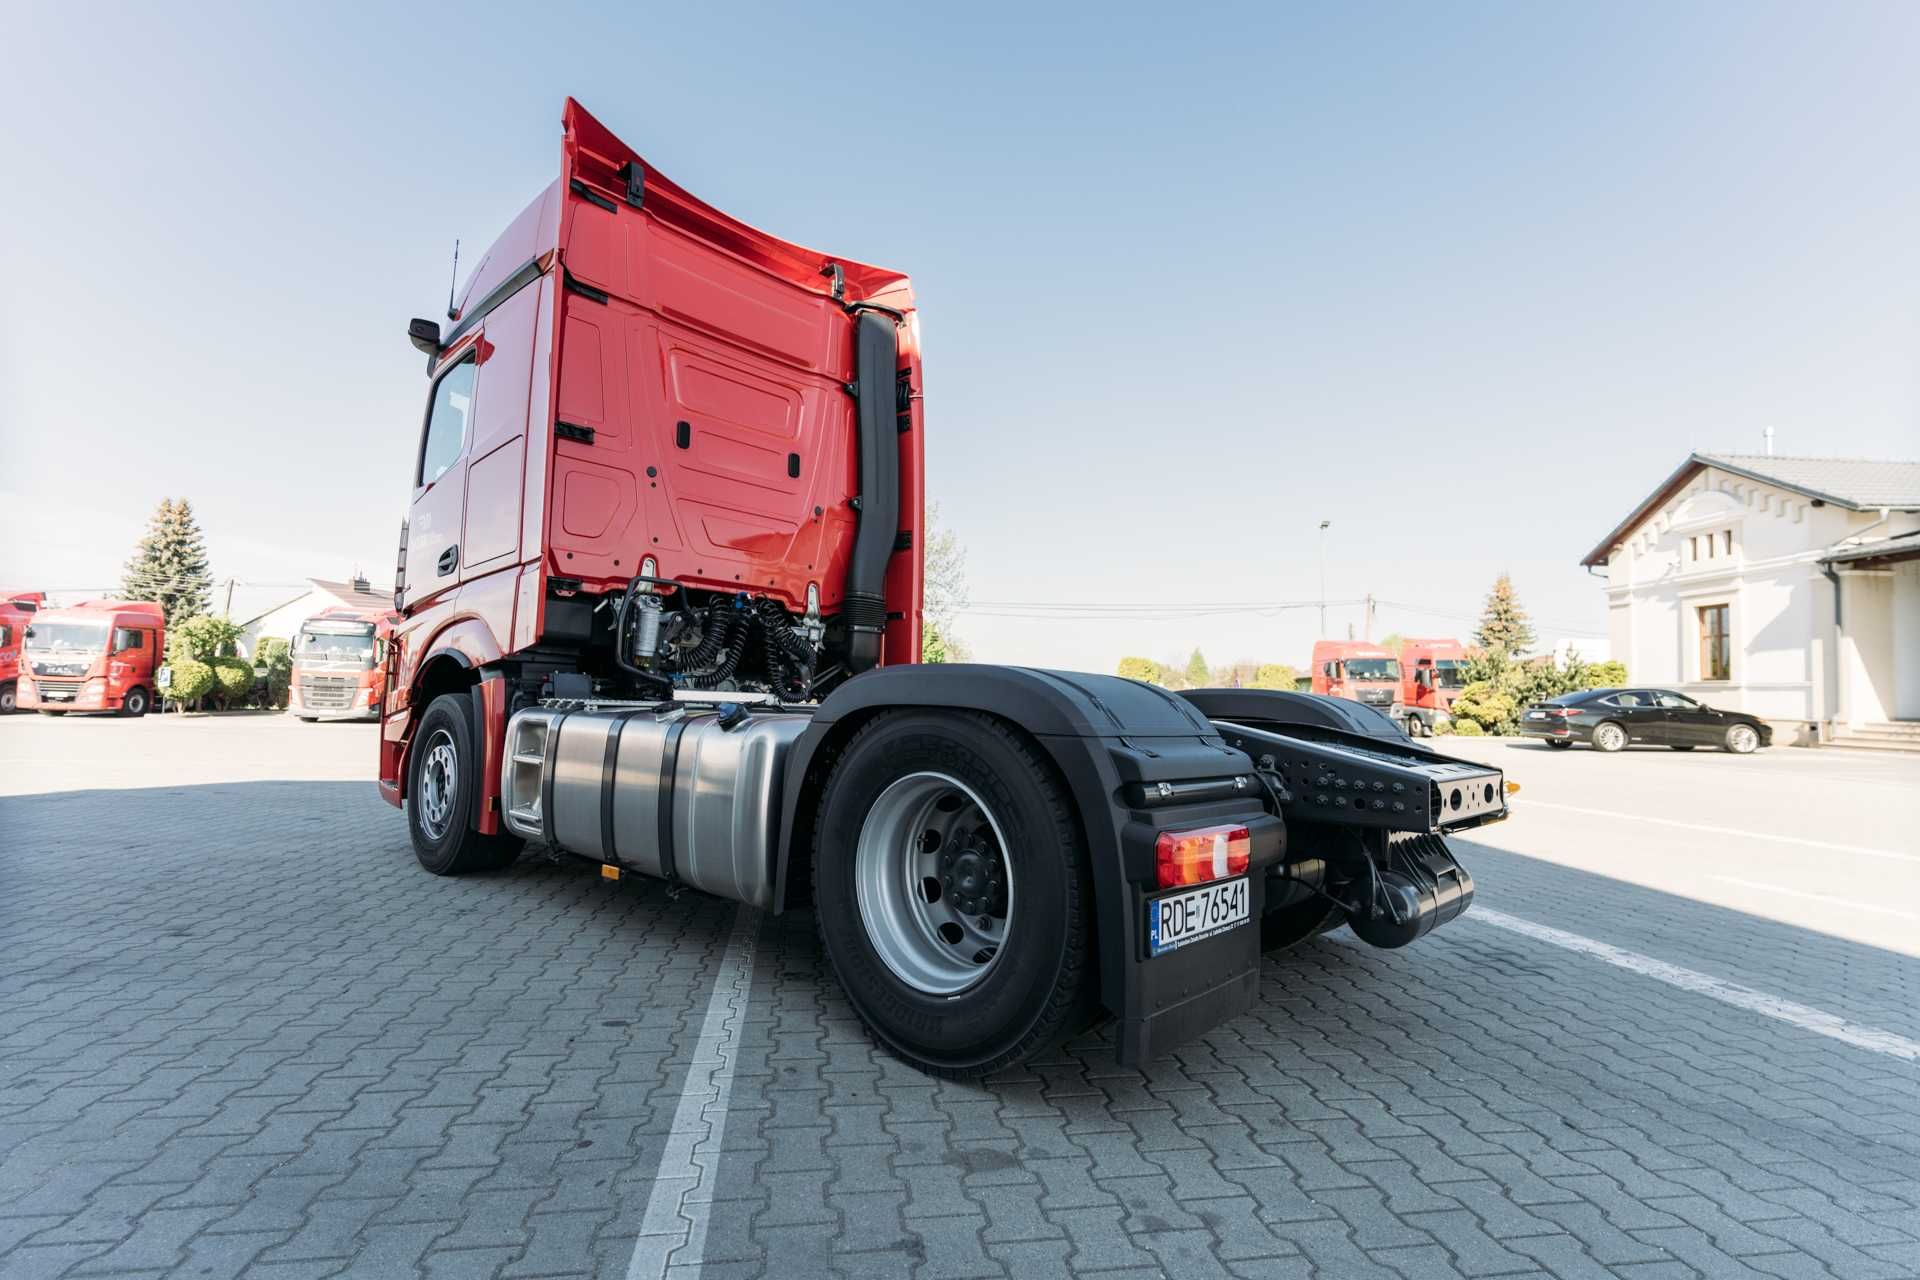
[1318,520,1331,636]
[1364,593,1374,642]
[222,577,234,618]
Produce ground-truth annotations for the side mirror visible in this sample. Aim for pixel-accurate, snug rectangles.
[408,318,443,356]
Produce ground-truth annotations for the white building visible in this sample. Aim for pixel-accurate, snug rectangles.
[238,576,394,656]
[1582,453,1920,747]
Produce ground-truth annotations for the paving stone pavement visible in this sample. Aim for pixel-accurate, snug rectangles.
[4,772,1918,1278]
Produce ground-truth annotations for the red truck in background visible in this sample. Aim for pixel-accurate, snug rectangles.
[1309,640,1402,716]
[1391,637,1469,737]
[377,100,1505,1076]
[1,590,48,714]
[17,599,164,717]
[289,607,401,722]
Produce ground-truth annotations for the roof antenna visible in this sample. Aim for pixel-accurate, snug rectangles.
[1763,426,1775,457]
[444,239,461,321]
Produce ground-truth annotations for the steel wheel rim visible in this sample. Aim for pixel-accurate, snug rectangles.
[1729,725,1757,752]
[855,771,1015,996]
[1597,724,1624,751]
[419,729,458,840]
[126,690,145,713]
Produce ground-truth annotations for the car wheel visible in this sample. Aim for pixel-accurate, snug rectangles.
[406,693,523,875]
[813,709,1096,1078]
[119,686,150,718]
[1669,744,1695,752]
[1546,738,1573,749]
[1592,721,1627,753]
[1724,724,1760,754]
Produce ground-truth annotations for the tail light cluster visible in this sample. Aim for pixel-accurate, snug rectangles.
[1543,706,1578,718]
[1155,823,1250,889]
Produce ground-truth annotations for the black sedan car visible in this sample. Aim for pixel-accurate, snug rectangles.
[1519,688,1771,754]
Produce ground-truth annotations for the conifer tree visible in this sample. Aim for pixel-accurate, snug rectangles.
[121,498,213,625]
[1473,573,1536,655]
[1184,648,1211,687]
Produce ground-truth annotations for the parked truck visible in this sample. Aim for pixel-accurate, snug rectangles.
[1,590,48,713]
[1309,640,1402,715]
[379,101,1506,1075]
[17,599,164,717]
[289,607,400,721]
[1391,637,1469,737]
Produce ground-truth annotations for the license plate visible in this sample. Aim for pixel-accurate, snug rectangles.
[1147,877,1250,957]
[1527,710,1546,719]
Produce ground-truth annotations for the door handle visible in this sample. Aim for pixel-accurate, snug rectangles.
[438,545,460,576]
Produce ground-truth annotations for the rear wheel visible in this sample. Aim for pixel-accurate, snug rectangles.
[0,682,14,714]
[406,693,522,875]
[119,686,150,718]
[1592,721,1627,753]
[1546,738,1573,749]
[1724,724,1760,754]
[813,710,1095,1078]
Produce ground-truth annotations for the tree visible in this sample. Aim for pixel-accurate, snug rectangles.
[1473,573,1536,655]
[1117,656,1165,684]
[1250,663,1299,690]
[1379,633,1405,657]
[121,498,212,626]
[1184,648,1211,688]
[167,615,242,664]
[921,502,971,663]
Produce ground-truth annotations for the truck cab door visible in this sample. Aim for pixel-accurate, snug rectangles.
[401,353,480,610]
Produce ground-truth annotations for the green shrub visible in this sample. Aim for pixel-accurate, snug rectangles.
[1451,718,1485,737]
[1581,659,1628,688]
[169,614,242,664]
[1432,718,1456,735]
[253,637,292,708]
[166,659,215,704]
[1450,680,1517,734]
[211,657,255,702]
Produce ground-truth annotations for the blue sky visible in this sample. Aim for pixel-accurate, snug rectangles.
[2,1,1916,668]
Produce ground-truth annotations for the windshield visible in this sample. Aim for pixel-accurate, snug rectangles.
[25,621,109,652]
[295,629,377,666]
[1433,660,1466,689]
[1344,658,1401,682]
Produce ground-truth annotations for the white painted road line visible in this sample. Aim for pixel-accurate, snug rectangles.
[1517,799,1920,863]
[627,907,760,1280]
[1470,907,1920,1062]
[1711,876,1920,923]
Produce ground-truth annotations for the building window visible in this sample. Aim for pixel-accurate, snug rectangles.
[1689,536,1698,562]
[1723,529,1733,556]
[1698,604,1730,681]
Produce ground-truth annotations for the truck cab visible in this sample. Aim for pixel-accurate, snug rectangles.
[18,600,164,717]
[1392,637,1469,736]
[289,608,400,721]
[1309,640,1401,715]
[0,590,48,714]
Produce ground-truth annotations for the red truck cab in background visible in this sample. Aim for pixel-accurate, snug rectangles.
[17,599,164,717]
[1392,637,1469,737]
[289,608,401,722]
[1309,640,1401,717]
[1,590,48,714]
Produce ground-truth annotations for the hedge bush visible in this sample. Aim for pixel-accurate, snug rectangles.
[1451,718,1486,737]
[253,637,292,709]
[1450,681,1517,734]
[211,657,255,702]
[166,659,215,704]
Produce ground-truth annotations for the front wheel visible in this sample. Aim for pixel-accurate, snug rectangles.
[406,693,523,875]
[813,710,1096,1078]
[1592,721,1628,753]
[0,682,14,714]
[1724,724,1760,754]
[119,686,150,718]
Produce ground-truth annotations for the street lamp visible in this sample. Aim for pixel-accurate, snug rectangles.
[1318,520,1331,636]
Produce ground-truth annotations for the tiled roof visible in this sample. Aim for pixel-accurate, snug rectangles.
[310,578,395,611]
[1695,454,1920,510]
[1581,452,1920,566]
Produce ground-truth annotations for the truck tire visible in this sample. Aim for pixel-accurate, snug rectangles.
[813,710,1096,1078]
[119,686,150,718]
[0,682,14,714]
[407,693,523,875]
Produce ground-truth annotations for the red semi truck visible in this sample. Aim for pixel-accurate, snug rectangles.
[1,590,48,713]
[380,101,1506,1075]
[17,599,164,717]
[1391,637,1469,737]
[288,607,400,722]
[1309,640,1402,714]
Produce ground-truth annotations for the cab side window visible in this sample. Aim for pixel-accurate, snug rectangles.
[0,623,10,646]
[113,628,144,651]
[418,355,478,487]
